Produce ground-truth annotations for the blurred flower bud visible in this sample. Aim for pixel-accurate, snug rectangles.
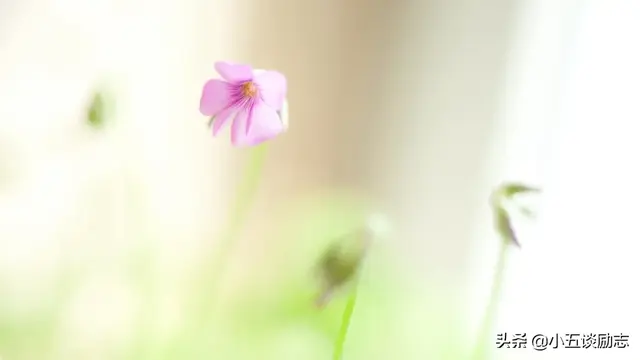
[86,89,112,129]
[490,182,541,248]
[500,182,541,198]
[314,213,388,307]
[493,205,520,248]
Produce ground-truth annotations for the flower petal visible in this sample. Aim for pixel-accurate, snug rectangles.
[212,106,238,136]
[214,62,254,83]
[199,79,231,116]
[231,100,284,147]
[254,70,287,111]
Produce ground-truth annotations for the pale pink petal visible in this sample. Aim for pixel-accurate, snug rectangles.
[231,100,284,147]
[199,79,231,116]
[254,70,287,111]
[211,106,238,136]
[214,62,254,83]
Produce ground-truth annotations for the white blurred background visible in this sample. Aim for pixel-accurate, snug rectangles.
[0,0,639,359]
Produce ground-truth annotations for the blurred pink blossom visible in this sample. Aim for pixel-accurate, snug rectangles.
[199,61,288,147]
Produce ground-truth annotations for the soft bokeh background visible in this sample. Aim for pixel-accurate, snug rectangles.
[1,0,639,359]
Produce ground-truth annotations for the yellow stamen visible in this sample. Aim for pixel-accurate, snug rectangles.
[241,81,258,98]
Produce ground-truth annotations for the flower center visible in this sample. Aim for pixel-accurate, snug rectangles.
[241,81,258,98]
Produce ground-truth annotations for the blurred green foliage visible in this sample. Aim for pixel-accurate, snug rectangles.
[182,190,468,360]
[86,89,112,129]
[0,189,468,360]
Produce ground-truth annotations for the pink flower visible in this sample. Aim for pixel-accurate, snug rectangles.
[199,61,288,147]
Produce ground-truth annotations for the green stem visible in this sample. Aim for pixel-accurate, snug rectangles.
[164,144,269,358]
[205,143,269,297]
[333,283,360,360]
[472,240,510,360]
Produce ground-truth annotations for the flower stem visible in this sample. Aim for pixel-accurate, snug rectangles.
[333,283,360,360]
[472,240,510,360]
[164,144,269,358]
[202,143,270,310]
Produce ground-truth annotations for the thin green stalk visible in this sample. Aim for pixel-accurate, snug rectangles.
[164,144,269,358]
[202,143,269,303]
[472,240,510,360]
[333,283,360,360]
